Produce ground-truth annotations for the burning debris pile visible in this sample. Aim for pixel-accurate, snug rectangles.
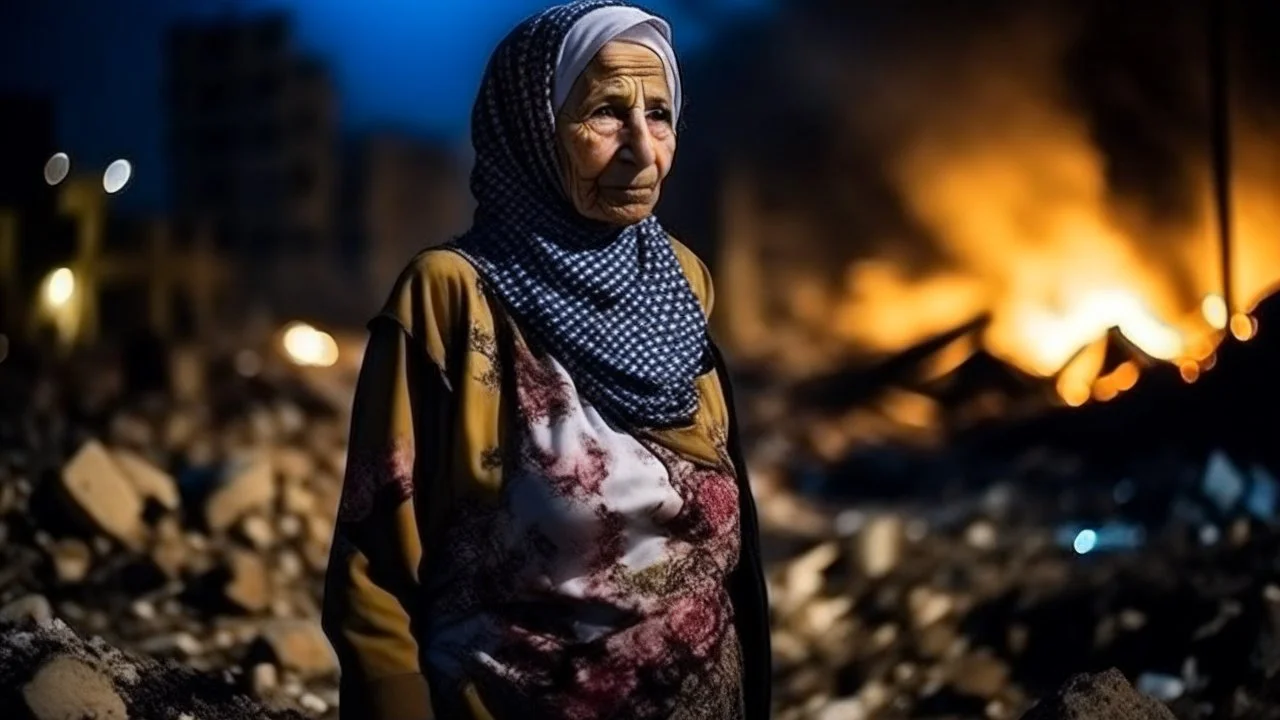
[0,342,348,719]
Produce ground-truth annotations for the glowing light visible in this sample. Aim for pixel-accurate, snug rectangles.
[1178,360,1200,383]
[103,159,132,194]
[1201,294,1228,329]
[1229,313,1257,341]
[44,153,70,186]
[281,322,339,368]
[1060,383,1090,407]
[43,267,75,308]
[1109,361,1140,391]
[1073,529,1098,554]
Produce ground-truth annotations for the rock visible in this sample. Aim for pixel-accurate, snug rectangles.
[251,662,279,696]
[150,516,187,578]
[59,441,146,550]
[111,449,180,512]
[916,623,958,659]
[1020,668,1178,720]
[254,620,337,679]
[136,631,203,657]
[857,514,904,578]
[908,586,954,629]
[224,550,271,613]
[0,594,53,625]
[951,650,1010,698]
[298,692,328,714]
[23,655,128,720]
[50,538,92,584]
[205,457,275,534]
[273,448,315,484]
[237,514,275,551]
[280,483,317,516]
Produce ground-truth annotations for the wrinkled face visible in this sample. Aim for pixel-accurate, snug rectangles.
[555,40,677,226]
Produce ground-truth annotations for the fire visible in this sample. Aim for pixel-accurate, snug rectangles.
[816,30,1277,404]
[718,9,1280,409]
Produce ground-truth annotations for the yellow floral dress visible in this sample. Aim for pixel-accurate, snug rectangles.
[322,238,770,720]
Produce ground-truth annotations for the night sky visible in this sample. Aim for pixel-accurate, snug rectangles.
[0,0,771,213]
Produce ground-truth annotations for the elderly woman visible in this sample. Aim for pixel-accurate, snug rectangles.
[322,1,770,718]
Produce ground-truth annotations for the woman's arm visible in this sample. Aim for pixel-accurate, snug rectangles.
[323,320,432,720]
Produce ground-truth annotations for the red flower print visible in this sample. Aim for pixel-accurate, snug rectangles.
[337,437,414,523]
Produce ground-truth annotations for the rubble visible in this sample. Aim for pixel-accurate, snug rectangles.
[58,440,147,551]
[0,618,304,720]
[0,342,344,718]
[1021,669,1178,720]
[3,300,1280,719]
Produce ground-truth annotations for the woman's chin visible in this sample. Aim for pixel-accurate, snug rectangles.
[590,197,659,226]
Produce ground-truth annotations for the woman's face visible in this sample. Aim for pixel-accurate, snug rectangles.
[555,40,677,226]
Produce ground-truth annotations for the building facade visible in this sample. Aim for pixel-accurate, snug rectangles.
[165,12,341,322]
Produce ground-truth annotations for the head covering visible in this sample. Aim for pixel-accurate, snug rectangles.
[551,7,681,118]
[450,0,708,429]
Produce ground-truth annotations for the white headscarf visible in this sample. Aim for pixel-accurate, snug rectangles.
[552,5,682,119]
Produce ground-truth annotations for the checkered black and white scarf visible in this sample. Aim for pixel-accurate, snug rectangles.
[451,0,709,429]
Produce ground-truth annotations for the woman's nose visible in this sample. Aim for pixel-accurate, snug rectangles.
[619,109,658,168]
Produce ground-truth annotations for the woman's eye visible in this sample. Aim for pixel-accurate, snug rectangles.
[591,106,622,118]
[647,108,672,123]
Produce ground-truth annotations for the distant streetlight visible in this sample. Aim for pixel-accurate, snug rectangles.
[103,159,133,194]
[43,153,71,186]
[43,267,76,308]
[281,321,339,367]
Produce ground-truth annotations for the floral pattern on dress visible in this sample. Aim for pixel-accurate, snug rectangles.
[421,337,742,719]
[336,437,414,524]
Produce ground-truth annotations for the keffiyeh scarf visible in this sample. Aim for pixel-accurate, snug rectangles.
[451,0,709,429]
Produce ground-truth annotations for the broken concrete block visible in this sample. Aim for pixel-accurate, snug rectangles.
[111,449,180,512]
[60,440,145,550]
[0,594,53,625]
[254,620,338,679]
[224,549,271,614]
[50,538,92,584]
[237,513,275,551]
[951,650,1010,698]
[23,655,128,720]
[1020,668,1177,720]
[857,514,904,579]
[273,447,315,484]
[280,483,316,516]
[205,457,275,534]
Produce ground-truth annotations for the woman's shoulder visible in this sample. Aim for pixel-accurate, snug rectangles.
[374,245,487,350]
[396,245,482,290]
[667,235,715,318]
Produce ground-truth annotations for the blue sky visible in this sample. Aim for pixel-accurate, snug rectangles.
[0,0,771,211]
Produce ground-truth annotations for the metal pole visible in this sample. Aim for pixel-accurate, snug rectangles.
[1208,0,1234,320]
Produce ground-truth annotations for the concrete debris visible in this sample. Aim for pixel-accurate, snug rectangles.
[205,457,276,534]
[1020,668,1178,720]
[7,333,1280,720]
[253,621,338,680]
[1,346,345,717]
[0,619,304,720]
[23,655,129,720]
[59,441,146,551]
[111,449,181,513]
